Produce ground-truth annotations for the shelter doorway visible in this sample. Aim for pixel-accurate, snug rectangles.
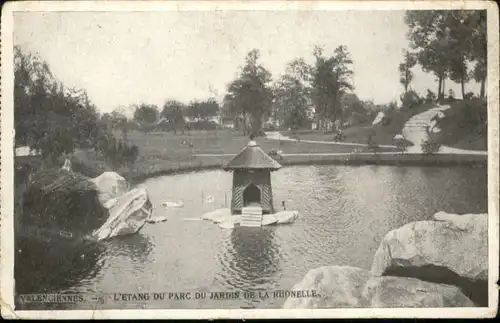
[243,183,261,207]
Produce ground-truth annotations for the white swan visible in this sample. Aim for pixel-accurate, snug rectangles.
[162,200,184,208]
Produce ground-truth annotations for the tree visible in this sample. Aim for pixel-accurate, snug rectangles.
[405,10,486,100]
[14,46,106,162]
[311,45,354,130]
[108,109,129,139]
[468,11,487,98]
[405,11,452,100]
[133,104,159,133]
[399,50,417,95]
[186,98,219,122]
[272,58,312,130]
[224,49,273,135]
[161,100,185,134]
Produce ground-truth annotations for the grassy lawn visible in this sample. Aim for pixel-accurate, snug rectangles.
[281,102,438,146]
[67,99,486,182]
[431,99,487,151]
[71,129,398,182]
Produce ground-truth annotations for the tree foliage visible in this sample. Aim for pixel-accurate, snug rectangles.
[186,98,220,122]
[399,50,417,95]
[14,46,106,162]
[133,104,159,133]
[272,58,312,130]
[311,45,354,130]
[161,100,185,134]
[405,10,487,99]
[224,49,273,135]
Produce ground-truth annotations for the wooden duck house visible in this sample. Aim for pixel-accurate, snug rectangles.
[223,140,282,215]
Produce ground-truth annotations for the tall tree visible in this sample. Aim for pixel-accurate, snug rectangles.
[186,98,220,122]
[224,49,273,135]
[311,45,354,130]
[273,58,312,130]
[133,104,159,133]
[405,10,486,99]
[468,10,487,98]
[161,100,185,134]
[399,50,417,95]
[14,46,105,162]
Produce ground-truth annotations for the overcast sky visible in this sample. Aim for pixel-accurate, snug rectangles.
[14,10,480,114]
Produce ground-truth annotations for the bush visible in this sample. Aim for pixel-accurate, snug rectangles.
[421,138,441,155]
[22,169,108,234]
[366,132,380,153]
[250,129,266,138]
[464,92,475,100]
[185,120,219,131]
[97,136,139,169]
[448,89,456,101]
[426,89,437,103]
[400,90,422,109]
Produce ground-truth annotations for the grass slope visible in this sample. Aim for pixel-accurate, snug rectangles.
[72,129,398,182]
[431,99,487,151]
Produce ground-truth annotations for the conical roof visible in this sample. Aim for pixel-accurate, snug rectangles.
[223,140,282,171]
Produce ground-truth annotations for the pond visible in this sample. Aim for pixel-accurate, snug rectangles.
[16,165,487,309]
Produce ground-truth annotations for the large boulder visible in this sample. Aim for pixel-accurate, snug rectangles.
[90,171,129,207]
[92,188,152,241]
[283,266,371,309]
[371,212,487,305]
[364,276,474,307]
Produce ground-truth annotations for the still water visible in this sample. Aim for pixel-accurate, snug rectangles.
[17,165,487,309]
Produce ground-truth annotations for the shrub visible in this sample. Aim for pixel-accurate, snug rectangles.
[421,138,441,155]
[97,137,139,169]
[185,120,220,131]
[464,92,475,100]
[426,89,437,103]
[366,133,380,153]
[448,89,456,101]
[21,169,108,234]
[400,90,422,109]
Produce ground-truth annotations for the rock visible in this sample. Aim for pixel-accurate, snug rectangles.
[92,188,152,241]
[91,172,129,206]
[372,112,386,125]
[371,212,487,280]
[371,212,487,305]
[283,266,370,309]
[363,276,474,307]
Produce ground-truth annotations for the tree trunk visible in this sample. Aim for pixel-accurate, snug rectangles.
[480,77,486,99]
[437,74,442,100]
[461,78,465,99]
[442,77,446,99]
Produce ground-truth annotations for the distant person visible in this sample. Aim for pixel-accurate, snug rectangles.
[282,200,286,211]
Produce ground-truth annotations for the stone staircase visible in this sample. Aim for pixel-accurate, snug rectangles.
[240,206,263,227]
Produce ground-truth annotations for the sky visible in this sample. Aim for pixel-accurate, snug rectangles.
[14,10,480,115]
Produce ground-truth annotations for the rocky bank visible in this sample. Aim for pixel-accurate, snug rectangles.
[284,211,488,308]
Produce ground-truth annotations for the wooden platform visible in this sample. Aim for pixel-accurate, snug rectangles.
[240,205,263,227]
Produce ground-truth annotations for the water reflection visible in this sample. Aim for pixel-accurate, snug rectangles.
[17,165,488,310]
[15,237,104,295]
[102,232,154,266]
[218,227,280,292]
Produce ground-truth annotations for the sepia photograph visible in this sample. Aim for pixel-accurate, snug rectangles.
[1,0,498,319]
